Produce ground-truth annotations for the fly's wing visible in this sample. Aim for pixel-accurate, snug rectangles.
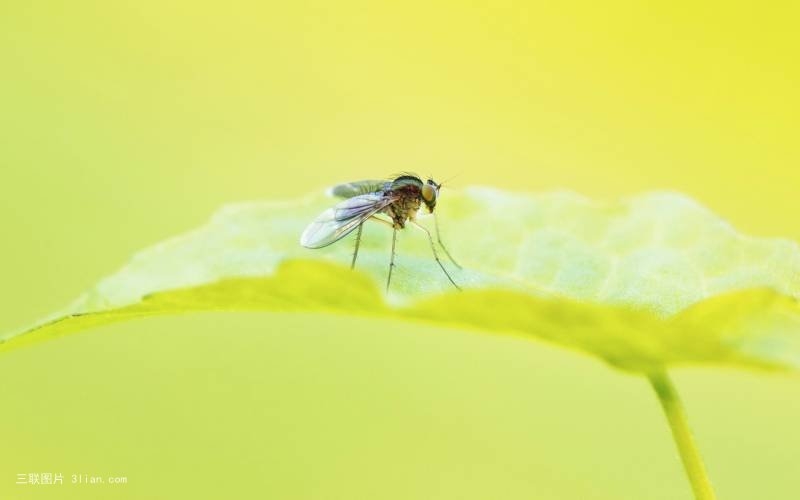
[328,179,389,199]
[300,193,396,248]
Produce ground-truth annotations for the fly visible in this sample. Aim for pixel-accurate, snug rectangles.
[300,174,462,291]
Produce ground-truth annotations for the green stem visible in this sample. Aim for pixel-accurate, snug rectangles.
[648,371,717,500]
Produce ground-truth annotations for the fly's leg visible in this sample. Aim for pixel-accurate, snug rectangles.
[351,223,363,269]
[434,212,462,269]
[387,227,397,292]
[364,215,403,293]
[412,221,462,291]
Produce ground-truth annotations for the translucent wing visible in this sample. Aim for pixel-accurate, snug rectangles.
[328,179,389,199]
[300,193,396,248]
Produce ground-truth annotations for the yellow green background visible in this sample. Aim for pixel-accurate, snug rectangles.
[1,1,798,498]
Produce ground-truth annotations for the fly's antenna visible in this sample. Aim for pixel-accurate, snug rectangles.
[439,172,462,188]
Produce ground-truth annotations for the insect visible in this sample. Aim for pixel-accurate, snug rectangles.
[300,174,462,291]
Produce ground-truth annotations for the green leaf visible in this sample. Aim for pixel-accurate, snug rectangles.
[5,187,800,373]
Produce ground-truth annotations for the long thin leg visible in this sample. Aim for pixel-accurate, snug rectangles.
[365,215,399,292]
[411,221,461,291]
[434,212,462,269]
[351,222,363,269]
[368,215,394,228]
[386,227,397,292]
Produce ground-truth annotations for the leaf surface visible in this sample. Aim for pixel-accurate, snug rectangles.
[5,188,800,373]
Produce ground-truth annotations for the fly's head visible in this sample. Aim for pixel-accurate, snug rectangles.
[421,178,441,213]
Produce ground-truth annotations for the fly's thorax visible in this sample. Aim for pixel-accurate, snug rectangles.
[383,194,422,228]
[383,174,442,225]
[389,175,424,192]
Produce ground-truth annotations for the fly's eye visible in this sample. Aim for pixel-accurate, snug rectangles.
[421,183,437,204]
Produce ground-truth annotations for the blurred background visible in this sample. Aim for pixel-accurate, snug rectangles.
[1,1,798,498]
